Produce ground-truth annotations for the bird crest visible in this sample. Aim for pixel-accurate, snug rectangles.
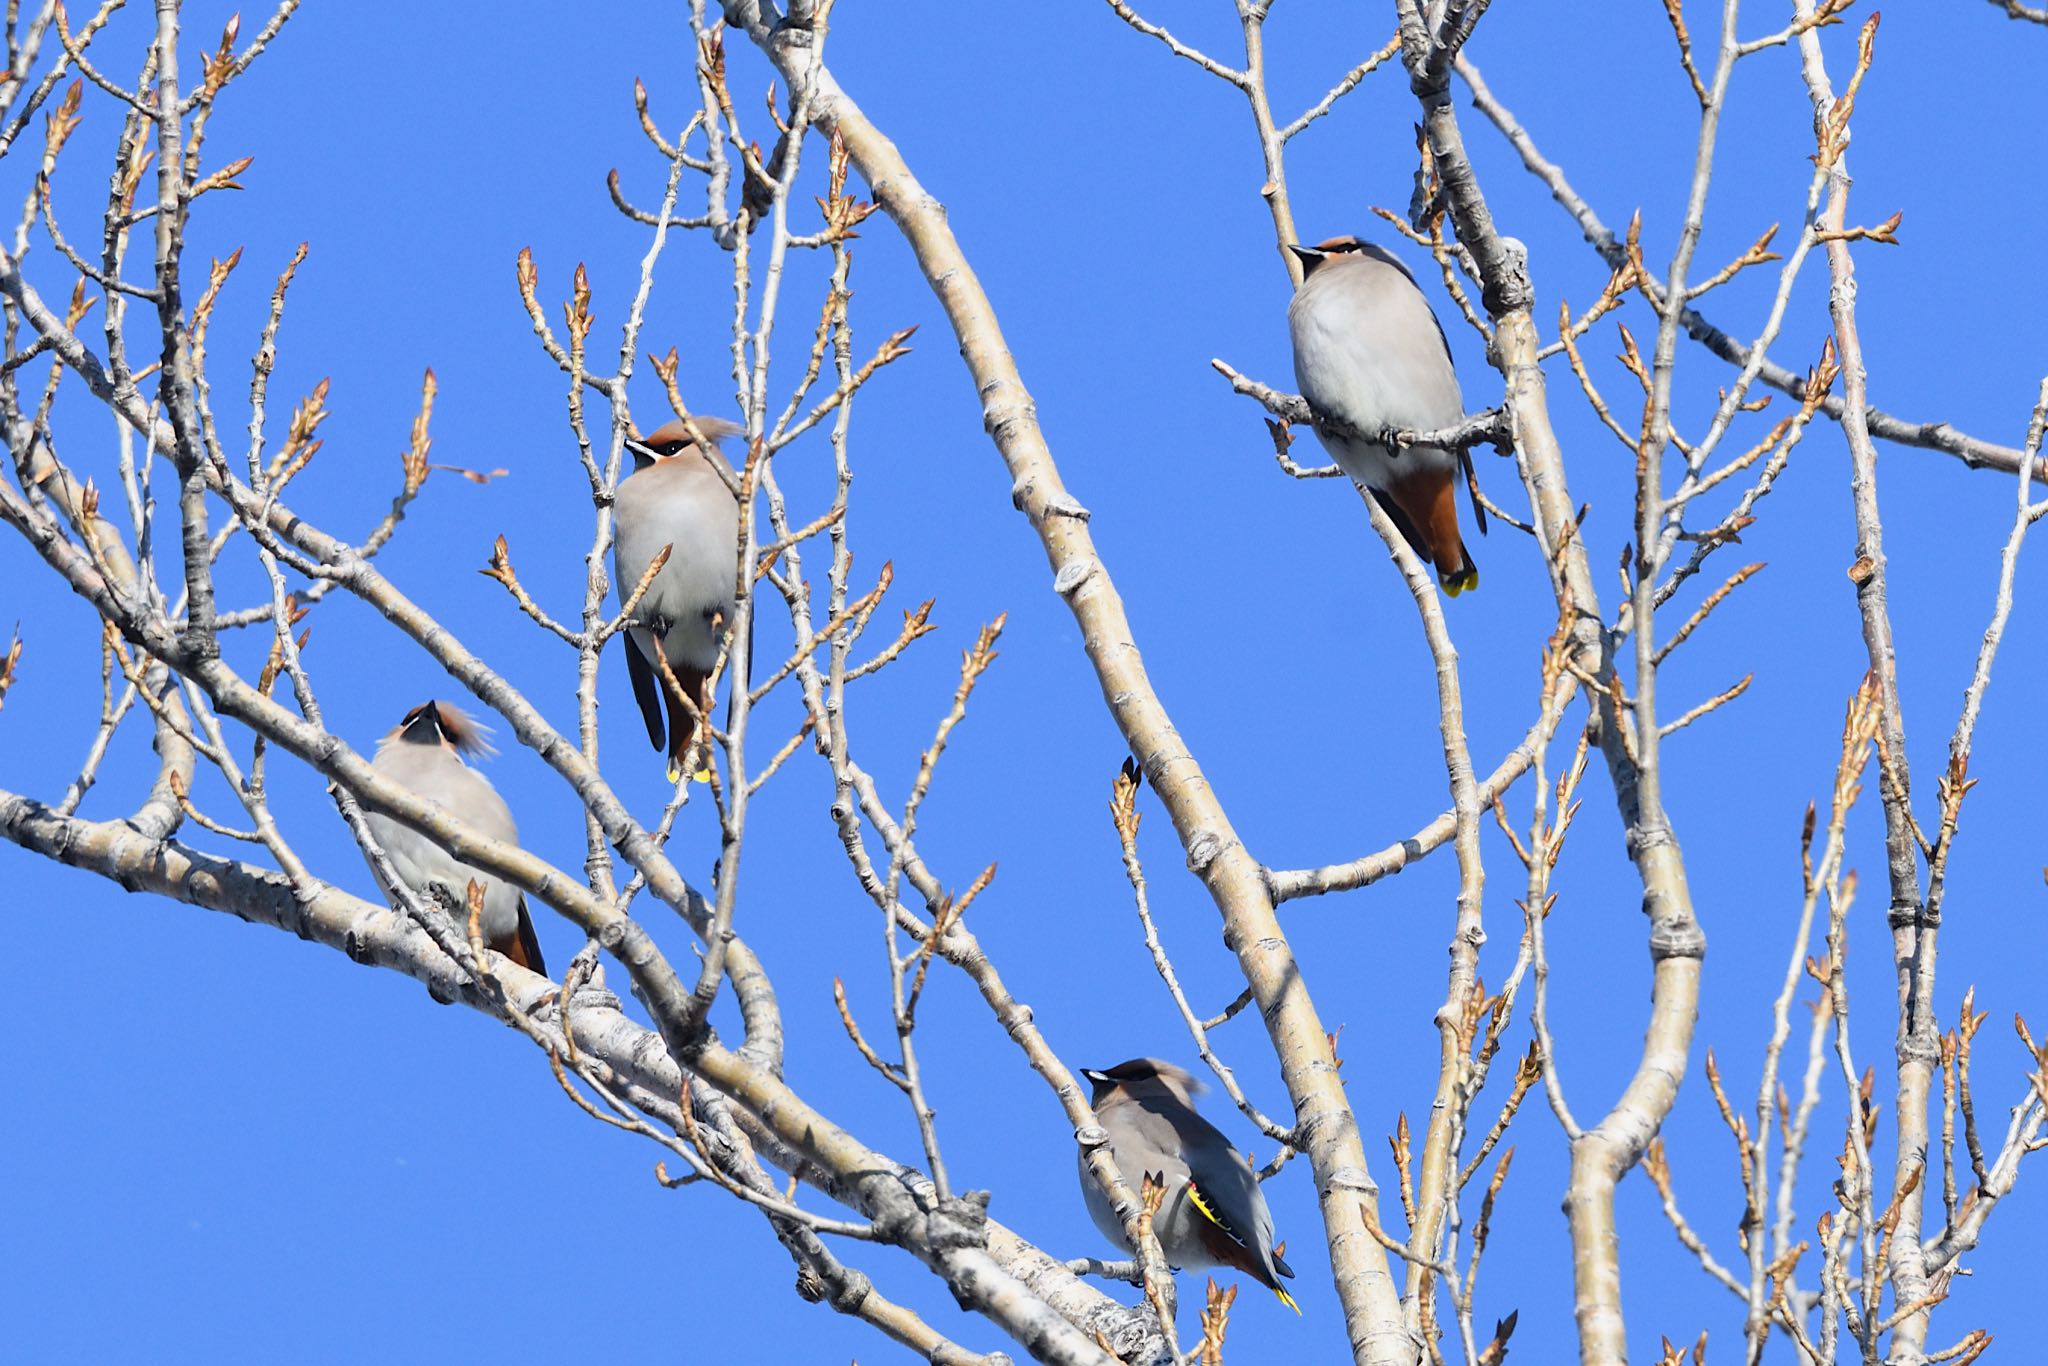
[390,700,496,758]
[626,415,745,464]
[1085,1057,1208,1095]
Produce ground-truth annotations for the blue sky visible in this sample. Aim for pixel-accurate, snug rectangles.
[4,3,2046,1362]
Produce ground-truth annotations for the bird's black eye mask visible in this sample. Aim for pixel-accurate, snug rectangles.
[1081,1064,1145,1102]
[1288,244,1330,278]
[626,438,690,470]
[1289,237,1423,289]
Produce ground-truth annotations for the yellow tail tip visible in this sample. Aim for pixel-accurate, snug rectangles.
[692,766,712,784]
[1274,1286,1302,1316]
[666,761,683,784]
[1441,567,1479,597]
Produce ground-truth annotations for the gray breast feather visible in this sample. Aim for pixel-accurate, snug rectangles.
[613,461,739,672]
[365,746,521,942]
[1289,260,1465,487]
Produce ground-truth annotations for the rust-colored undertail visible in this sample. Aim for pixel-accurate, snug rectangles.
[1368,486,1432,564]
[1389,466,1478,597]
[662,659,711,780]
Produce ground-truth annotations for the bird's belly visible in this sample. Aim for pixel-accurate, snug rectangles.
[1293,309,1463,482]
[1078,1168,1129,1249]
[630,614,722,675]
[625,548,734,672]
[1074,1159,1223,1270]
[1154,1193,1228,1271]
[1325,434,1456,490]
[1323,435,1398,489]
[372,817,518,940]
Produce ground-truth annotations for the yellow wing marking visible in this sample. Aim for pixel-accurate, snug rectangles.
[1185,1181,1230,1231]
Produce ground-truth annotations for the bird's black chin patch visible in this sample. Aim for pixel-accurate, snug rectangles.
[400,704,443,746]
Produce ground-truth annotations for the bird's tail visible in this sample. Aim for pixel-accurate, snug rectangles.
[1416,467,1479,596]
[1439,547,1479,597]
[1386,469,1479,596]
[1270,1243,1301,1314]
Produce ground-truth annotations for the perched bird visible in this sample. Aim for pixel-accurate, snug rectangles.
[612,416,745,780]
[1287,236,1482,595]
[365,701,545,975]
[1078,1058,1300,1314]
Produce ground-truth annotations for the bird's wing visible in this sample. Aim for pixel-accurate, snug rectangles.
[1181,1126,1284,1276]
[1356,242,1457,373]
[1460,446,1489,537]
[1425,298,1455,374]
[1181,1166,1261,1258]
[622,631,666,753]
[1179,1154,1302,1312]
[508,896,547,977]
[1368,486,1433,561]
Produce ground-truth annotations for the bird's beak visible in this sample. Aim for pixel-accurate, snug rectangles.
[1286,243,1320,267]
[1081,1069,1109,1084]
[624,438,658,462]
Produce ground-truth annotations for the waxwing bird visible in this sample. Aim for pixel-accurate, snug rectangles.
[613,416,745,780]
[365,701,545,975]
[1288,236,1483,595]
[1078,1058,1300,1314]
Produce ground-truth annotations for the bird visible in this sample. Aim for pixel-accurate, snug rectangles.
[364,700,545,975]
[1287,235,1483,596]
[1077,1058,1300,1314]
[612,415,745,781]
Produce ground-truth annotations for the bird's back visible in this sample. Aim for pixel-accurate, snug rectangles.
[1081,1092,1235,1269]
